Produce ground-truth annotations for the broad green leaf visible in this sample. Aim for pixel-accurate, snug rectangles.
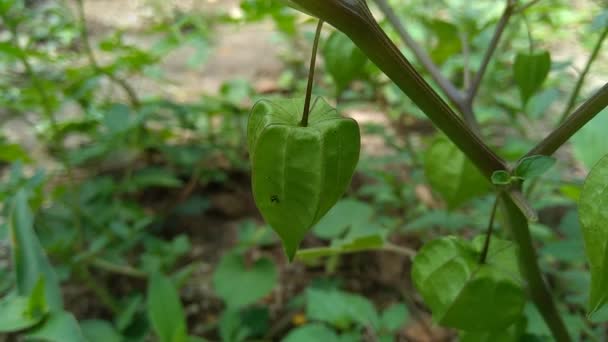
[26,311,86,342]
[513,155,556,180]
[212,251,277,309]
[380,303,409,332]
[312,199,373,240]
[282,323,339,342]
[323,30,368,93]
[147,273,187,342]
[0,294,46,333]
[572,109,608,169]
[460,319,525,342]
[578,154,608,314]
[81,320,122,342]
[306,287,379,330]
[513,50,551,105]
[412,236,524,331]
[9,190,63,311]
[248,97,360,260]
[424,136,490,208]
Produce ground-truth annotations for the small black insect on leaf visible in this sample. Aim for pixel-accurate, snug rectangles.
[270,195,280,204]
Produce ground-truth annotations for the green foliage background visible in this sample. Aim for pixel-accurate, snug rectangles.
[0,0,607,340]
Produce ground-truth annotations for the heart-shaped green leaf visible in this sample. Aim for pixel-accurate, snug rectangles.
[513,51,551,105]
[248,97,360,260]
[579,154,608,315]
[412,236,525,331]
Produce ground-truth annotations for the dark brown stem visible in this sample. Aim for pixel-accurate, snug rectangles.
[500,194,571,341]
[301,20,324,127]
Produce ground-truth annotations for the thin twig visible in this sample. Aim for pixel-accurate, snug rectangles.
[75,0,141,108]
[301,19,324,126]
[514,0,544,14]
[558,26,608,123]
[467,0,515,104]
[479,195,500,264]
[459,28,471,90]
[373,0,482,133]
[91,258,147,278]
[372,0,465,106]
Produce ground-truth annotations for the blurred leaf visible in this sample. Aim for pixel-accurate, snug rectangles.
[220,79,253,106]
[212,251,277,309]
[129,167,183,191]
[103,103,132,134]
[590,10,608,31]
[426,19,462,65]
[424,136,490,208]
[282,323,339,342]
[312,199,374,239]
[412,236,524,331]
[578,154,608,315]
[306,287,379,330]
[405,210,477,232]
[513,51,551,105]
[380,303,409,332]
[525,88,560,119]
[514,155,556,180]
[0,143,31,163]
[323,30,368,93]
[571,108,608,169]
[81,320,122,342]
[147,273,187,342]
[219,307,269,342]
[26,311,86,342]
[9,190,63,311]
[460,319,524,341]
[0,294,46,333]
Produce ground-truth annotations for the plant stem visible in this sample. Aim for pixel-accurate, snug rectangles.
[500,193,571,341]
[467,0,515,104]
[524,82,608,158]
[479,195,500,264]
[558,26,608,123]
[75,0,141,109]
[301,20,324,127]
[372,0,465,107]
[78,266,120,314]
[291,0,506,178]
[91,258,147,278]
